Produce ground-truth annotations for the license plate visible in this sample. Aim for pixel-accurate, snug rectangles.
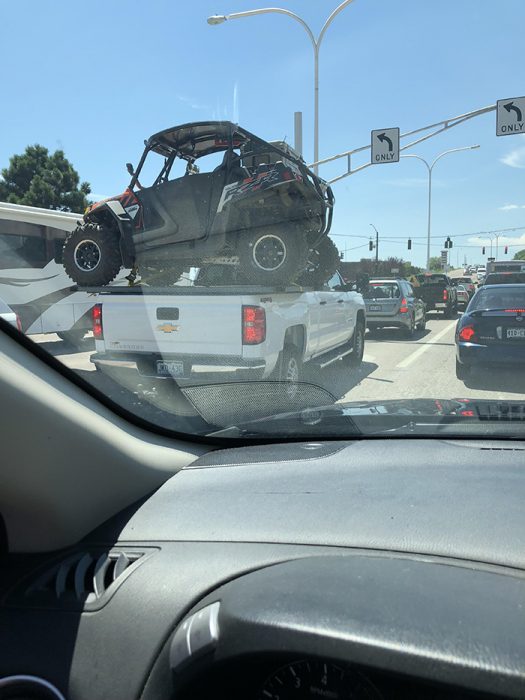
[506,328,525,339]
[369,305,382,312]
[157,360,184,377]
[435,303,446,308]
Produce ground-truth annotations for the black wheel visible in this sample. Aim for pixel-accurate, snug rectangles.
[237,225,309,286]
[344,319,365,367]
[141,263,186,286]
[273,345,302,400]
[404,313,415,338]
[57,329,86,346]
[63,222,122,286]
[455,358,470,380]
[444,305,454,319]
[297,236,340,289]
[416,313,427,331]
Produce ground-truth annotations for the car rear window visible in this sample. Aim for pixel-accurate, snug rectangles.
[415,274,448,285]
[484,273,525,285]
[363,283,400,299]
[469,286,525,311]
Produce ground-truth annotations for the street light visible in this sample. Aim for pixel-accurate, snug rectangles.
[401,145,480,271]
[207,1,356,173]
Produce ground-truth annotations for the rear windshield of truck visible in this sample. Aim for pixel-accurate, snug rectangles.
[415,274,448,285]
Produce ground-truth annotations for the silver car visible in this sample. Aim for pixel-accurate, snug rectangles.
[363,278,426,338]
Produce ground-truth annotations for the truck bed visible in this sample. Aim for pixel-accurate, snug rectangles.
[76,284,315,296]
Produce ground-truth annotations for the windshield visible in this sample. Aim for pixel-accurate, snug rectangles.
[2,2,525,439]
[468,286,525,311]
[363,283,400,299]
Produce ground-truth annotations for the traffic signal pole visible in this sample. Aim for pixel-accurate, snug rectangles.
[370,224,379,272]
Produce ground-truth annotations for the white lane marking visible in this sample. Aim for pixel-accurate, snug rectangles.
[396,321,456,369]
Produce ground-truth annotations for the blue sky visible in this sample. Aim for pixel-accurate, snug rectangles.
[1,0,525,267]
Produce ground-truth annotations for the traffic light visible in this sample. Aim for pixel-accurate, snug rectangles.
[369,240,374,251]
[407,238,412,250]
[482,246,486,255]
[505,246,509,255]
[444,236,453,249]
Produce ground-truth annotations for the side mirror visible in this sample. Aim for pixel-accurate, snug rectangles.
[126,162,135,176]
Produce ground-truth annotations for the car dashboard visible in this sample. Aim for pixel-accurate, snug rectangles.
[1,438,524,699]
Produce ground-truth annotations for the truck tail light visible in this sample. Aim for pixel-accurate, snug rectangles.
[459,325,475,342]
[399,297,408,313]
[443,289,448,301]
[93,303,103,340]
[242,305,266,345]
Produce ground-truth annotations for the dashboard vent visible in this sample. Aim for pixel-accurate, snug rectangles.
[9,548,149,610]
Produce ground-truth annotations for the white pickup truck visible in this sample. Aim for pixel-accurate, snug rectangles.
[89,271,366,386]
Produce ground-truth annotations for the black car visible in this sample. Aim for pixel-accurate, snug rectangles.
[61,121,336,288]
[480,271,525,286]
[455,284,525,379]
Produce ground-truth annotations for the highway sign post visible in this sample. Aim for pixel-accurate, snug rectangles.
[371,128,400,164]
[496,97,525,136]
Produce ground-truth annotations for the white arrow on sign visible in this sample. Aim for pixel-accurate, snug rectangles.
[496,96,525,136]
[371,128,400,164]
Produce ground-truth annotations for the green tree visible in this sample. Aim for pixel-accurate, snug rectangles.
[513,249,525,261]
[428,256,442,271]
[0,144,91,211]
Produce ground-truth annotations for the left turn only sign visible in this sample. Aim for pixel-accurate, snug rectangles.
[371,128,400,164]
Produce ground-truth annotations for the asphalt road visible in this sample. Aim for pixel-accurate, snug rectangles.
[31,307,525,426]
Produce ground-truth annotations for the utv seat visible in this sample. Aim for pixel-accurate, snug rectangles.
[214,151,249,183]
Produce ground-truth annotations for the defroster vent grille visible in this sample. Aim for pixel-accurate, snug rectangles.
[8,548,150,610]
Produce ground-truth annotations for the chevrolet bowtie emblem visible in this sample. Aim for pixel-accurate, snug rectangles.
[157,323,180,333]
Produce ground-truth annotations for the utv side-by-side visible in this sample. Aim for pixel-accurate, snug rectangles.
[62,121,337,287]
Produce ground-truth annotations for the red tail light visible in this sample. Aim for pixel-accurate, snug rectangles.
[459,325,475,342]
[242,305,266,345]
[15,314,22,332]
[93,303,103,339]
[399,297,408,313]
[504,309,525,313]
[443,289,448,301]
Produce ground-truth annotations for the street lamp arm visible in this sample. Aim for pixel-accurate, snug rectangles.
[317,0,357,49]
[430,145,479,171]
[223,8,317,48]
[400,153,430,172]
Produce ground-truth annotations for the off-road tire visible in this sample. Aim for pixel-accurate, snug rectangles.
[63,222,122,286]
[298,236,340,289]
[237,224,309,287]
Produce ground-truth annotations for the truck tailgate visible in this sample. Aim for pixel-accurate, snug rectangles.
[100,295,243,356]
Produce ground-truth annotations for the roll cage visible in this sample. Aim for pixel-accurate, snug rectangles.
[128,121,328,196]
